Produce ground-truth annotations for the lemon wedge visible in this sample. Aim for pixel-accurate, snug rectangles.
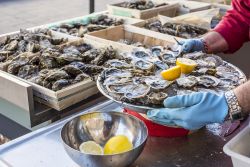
[104,135,133,155]
[161,66,181,81]
[176,58,197,74]
[79,141,103,155]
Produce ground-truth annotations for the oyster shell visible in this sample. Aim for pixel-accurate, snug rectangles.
[124,84,150,99]
[133,59,154,71]
[183,52,205,60]
[176,76,198,89]
[160,51,177,65]
[74,73,90,83]
[145,76,171,90]
[17,65,39,79]
[52,79,70,91]
[102,68,132,78]
[62,65,83,77]
[44,69,70,82]
[105,59,131,69]
[198,75,220,88]
[148,92,168,105]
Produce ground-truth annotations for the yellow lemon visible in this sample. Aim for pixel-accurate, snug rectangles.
[79,141,103,155]
[161,66,181,81]
[176,58,197,74]
[104,135,133,155]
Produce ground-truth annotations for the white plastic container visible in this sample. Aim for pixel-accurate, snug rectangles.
[223,123,250,167]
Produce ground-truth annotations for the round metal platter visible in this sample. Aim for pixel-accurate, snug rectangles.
[97,61,247,114]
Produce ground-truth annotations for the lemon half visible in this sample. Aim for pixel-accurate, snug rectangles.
[161,66,181,81]
[104,135,133,155]
[176,58,197,74]
[79,141,103,155]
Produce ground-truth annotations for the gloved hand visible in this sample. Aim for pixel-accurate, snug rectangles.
[147,92,228,130]
[180,39,204,53]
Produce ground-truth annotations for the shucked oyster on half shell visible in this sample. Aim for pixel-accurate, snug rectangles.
[176,76,198,89]
[144,76,171,91]
[104,59,132,69]
[198,75,221,88]
[148,92,168,105]
[124,84,150,100]
[133,59,155,71]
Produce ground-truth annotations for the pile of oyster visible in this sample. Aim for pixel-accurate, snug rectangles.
[144,20,208,39]
[51,15,124,37]
[0,28,68,62]
[99,47,244,107]
[118,0,167,10]
[0,29,117,91]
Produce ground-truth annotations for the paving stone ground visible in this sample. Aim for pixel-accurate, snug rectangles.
[0,0,121,34]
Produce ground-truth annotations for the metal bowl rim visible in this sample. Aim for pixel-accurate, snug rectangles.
[60,111,148,156]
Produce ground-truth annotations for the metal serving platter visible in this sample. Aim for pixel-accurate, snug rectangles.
[97,62,247,113]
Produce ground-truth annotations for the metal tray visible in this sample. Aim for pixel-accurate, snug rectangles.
[97,62,247,113]
[0,100,122,167]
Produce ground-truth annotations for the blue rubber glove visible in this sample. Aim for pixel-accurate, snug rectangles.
[180,39,204,53]
[147,92,228,130]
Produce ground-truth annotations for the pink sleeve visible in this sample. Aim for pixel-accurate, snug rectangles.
[214,7,249,53]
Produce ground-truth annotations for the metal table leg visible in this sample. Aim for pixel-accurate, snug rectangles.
[89,0,95,13]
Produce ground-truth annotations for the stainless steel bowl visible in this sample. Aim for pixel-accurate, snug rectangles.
[61,111,148,167]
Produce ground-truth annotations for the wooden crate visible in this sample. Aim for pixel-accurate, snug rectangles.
[85,25,175,52]
[160,0,212,16]
[0,31,116,111]
[46,12,143,30]
[107,1,179,19]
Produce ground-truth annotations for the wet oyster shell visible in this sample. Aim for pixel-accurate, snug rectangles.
[52,79,70,91]
[198,75,221,88]
[148,92,168,105]
[176,76,198,89]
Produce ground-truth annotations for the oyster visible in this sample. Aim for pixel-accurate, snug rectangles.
[145,76,171,90]
[176,76,198,89]
[183,52,205,60]
[44,69,70,82]
[151,46,164,57]
[133,59,154,71]
[148,92,168,105]
[105,59,131,69]
[161,51,177,65]
[91,47,117,66]
[124,84,150,99]
[198,75,220,88]
[52,79,70,91]
[17,65,39,79]
[62,65,83,77]
[204,55,224,67]
[106,82,134,94]
[102,68,132,78]
[74,73,90,83]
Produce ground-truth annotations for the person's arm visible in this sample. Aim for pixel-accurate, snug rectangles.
[201,31,228,53]
[234,80,250,114]
[181,0,249,54]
